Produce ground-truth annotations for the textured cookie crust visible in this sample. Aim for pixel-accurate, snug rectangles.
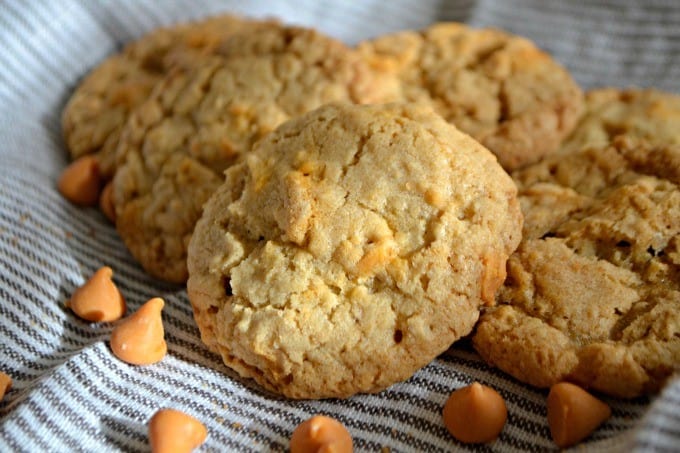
[560,88,680,154]
[61,14,275,178]
[473,137,680,398]
[113,27,395,283]
[357,22,584,171]
[187,103,522,399]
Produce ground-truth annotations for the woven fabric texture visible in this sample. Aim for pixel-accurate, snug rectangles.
[0,0,678,451]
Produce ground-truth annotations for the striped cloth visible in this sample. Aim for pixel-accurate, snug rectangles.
[0,0,678,451]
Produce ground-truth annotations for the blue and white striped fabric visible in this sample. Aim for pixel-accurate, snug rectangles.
[0,1,678,451]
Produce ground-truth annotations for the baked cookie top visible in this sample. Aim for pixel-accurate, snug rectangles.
[113,26,396,283]
[357,22,584,171]
[560,88,680,154]
[61,14,275,178]
[187,103,522,399]
[473,137,680,398]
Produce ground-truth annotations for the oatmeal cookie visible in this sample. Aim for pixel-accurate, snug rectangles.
[187,103,522,399]
[473,137,680,398]
[358,22,583,170]
[113,26,396,283]
[560,88,680,154]
[61,14,276,178]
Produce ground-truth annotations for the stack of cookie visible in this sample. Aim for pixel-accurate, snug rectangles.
[59,14,679,401]
[473,90,680,398]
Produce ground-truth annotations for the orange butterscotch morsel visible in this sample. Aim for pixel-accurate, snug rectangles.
[442,382,507,444]
[67,266,126,322]
[290,415,353,453]
[148,408,207,453]
[99,181,116,223]
[110,297,167,365]
[58,155,102,206]
[547,382,611,448]
[0,371,12,401]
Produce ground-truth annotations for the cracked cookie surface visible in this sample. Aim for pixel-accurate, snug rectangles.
[113,26,397,283]
[473,137,680,398]
[61,14,276,178]
[187,103,522,399]
[559,88,680,154]
[357,22,583,171]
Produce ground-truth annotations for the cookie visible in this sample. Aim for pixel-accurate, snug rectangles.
[473,137,680,398]
[560,88,680,154]
[113,26,397,283]
[61,14,276,178]
[187,102,523,399]
[358,22,584,170]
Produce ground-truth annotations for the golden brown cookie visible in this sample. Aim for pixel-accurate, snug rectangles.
[358,22,584,170]
[187,102,522,399]
[473,137,680,398]
[560,88,680,154]
[61,14,277,178]
[113,26,397,283]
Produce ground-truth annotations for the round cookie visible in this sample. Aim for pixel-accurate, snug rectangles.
[473,136,680,398]
[61,14,277,178]
[113,26,397,283]
[187,102,522,399]
[357,22,584,171]
[559,88,680,154]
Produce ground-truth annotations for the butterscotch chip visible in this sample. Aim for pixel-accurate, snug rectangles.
[57,155,102,206]
[473,137,680,398]
[442,382,507,444]
[113,26,398,283]
[110,297,167,365]
[61,14,277,179]
[560,88,680,154]
[66,266,126,322]
[547,382,611,448]
[358,22,584,170]
[148,409,207,453]
[187,103,522,398]
[0,371,11,401]
[290,415,352,453]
